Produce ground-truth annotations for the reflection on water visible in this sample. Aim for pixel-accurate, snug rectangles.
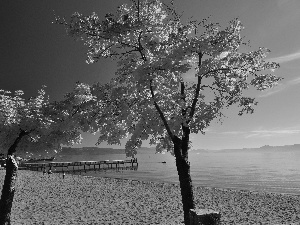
[55,149,300,195]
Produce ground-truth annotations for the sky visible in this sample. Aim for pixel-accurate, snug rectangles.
[1,0,299,150]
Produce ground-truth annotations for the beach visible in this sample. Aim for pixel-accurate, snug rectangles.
[0,170,300,224]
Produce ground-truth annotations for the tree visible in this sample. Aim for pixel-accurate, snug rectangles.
[56,0,281,224]
[0,84,95,224]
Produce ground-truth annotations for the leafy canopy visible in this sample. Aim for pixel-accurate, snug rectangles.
[0,84,96,158]
[56,0,281,157]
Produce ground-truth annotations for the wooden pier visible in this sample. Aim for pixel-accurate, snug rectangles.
[21,158,138,173]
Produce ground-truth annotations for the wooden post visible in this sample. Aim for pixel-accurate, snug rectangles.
[189,209,221,225]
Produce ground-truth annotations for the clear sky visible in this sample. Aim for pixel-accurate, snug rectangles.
[1,0,299,150]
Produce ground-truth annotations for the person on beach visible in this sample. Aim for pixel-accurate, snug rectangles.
[48,168,52,176]
[63,172,65,179]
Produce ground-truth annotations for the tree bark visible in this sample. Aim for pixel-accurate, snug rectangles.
[173,134,195,225]
[0,130,28,225]
[0,155,18,225]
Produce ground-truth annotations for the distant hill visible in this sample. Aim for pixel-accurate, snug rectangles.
[216,144,300,153]
[60,146,157,156]
[59,144,300,156]
[190,149,208,152]
[60,147,125,155]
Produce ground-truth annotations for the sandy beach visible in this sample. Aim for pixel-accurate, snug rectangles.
[0,170,299,224]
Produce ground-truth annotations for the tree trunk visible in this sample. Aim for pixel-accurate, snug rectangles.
[0,130,27,225]
[0,155,18,225]
[173,134,195,225]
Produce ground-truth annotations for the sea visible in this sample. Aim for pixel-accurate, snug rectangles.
[53,149,300,195]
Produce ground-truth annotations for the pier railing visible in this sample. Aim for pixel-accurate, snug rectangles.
[21,158,138,173]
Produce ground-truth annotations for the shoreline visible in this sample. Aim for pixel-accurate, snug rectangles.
[71,171,300,197]
[1,170,300,224]
[55,168,300,196]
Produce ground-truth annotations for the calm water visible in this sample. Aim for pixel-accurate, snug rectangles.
[54,150,300,195]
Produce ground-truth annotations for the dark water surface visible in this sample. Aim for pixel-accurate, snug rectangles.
[53,149,300,195]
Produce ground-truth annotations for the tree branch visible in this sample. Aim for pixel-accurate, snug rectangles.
[201,84,228,93]
[7,129,31,156]
[71,105,81,117]
[201,65,253,78]
[137,31,146,61]
[137,0,140,22]
[90,43,115,60]
[202,68,231,77]
[188,52,203,123]
[149,80,174,140]
[181,82,186,117]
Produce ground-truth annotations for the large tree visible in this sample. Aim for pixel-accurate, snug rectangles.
[0,84,95,224]
[56,0,281,224]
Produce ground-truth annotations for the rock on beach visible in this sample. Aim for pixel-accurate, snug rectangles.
[0,170,299,224]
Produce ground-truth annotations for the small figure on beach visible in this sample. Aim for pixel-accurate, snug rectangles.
[48,169,52,175]
[63,172,65,179]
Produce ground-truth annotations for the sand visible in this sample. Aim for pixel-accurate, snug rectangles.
[0,170,300,224]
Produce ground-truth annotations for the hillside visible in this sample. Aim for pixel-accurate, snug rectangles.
[60,147,157,156]
[216,144,300,153]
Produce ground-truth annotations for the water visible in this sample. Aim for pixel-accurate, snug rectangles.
[53,149,300,195]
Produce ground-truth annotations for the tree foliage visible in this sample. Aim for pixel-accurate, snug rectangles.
[56,0,281,157]
[56,1,282,224]
[0,84,99,224]
[0,84,96,158]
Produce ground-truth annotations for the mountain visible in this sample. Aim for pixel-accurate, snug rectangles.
[189,149,208,152]
[59,144,300,156]
[59,146,157,156]
[215,144,300,153]
[60,147,125,155]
